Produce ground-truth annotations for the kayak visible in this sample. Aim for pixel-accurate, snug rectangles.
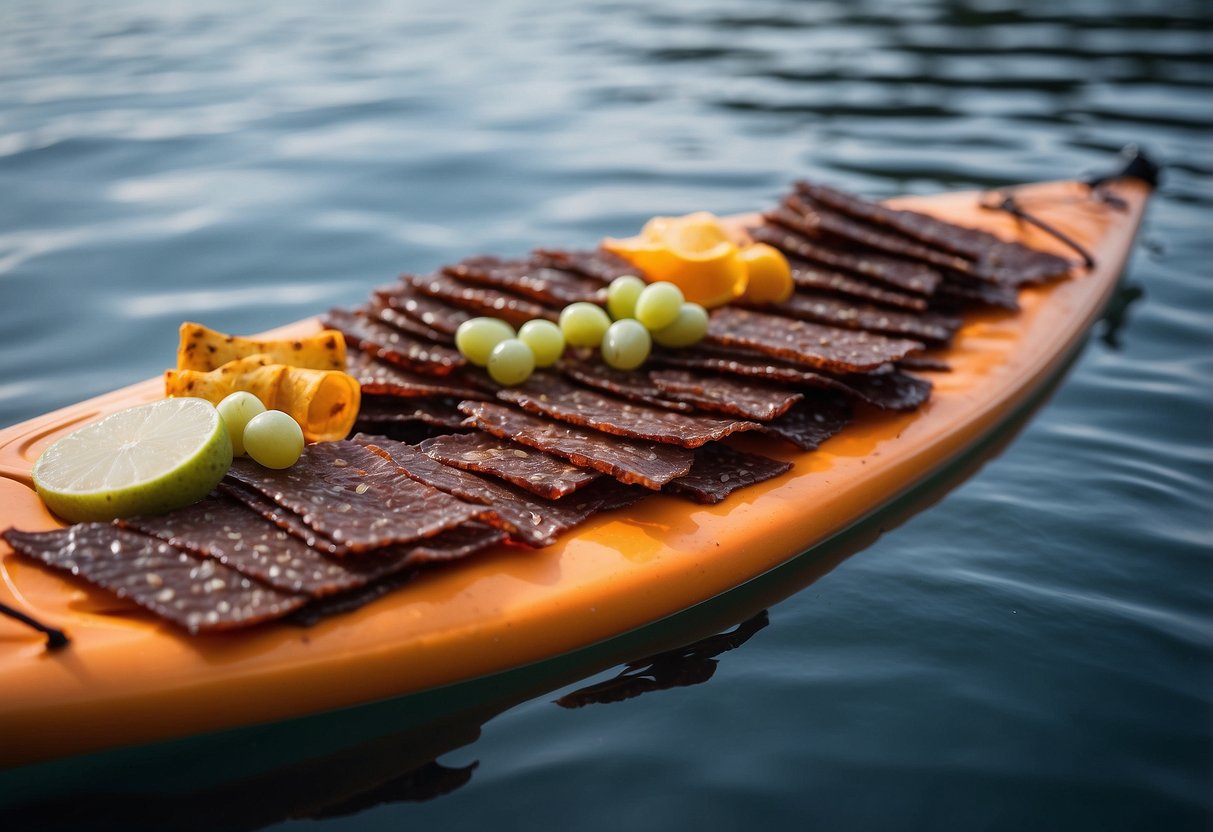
[0,164,1153,774]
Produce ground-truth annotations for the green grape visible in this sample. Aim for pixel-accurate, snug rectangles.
[606,275,646,321]
[216,391,267,457]
[487,338,535,386]
[243,410,305,470]
[455,317,516,366]
[601,319,652,371]
[652,302,709,348]
[559,302,611,348]
[518,319,565,367]
[633,282,685,331]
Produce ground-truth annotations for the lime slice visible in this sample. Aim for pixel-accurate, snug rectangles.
[33,397,234,523]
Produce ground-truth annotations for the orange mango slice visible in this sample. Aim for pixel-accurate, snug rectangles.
[602,212,748,308]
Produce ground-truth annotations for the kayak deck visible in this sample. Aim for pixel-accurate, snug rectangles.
[0,177,1151,768]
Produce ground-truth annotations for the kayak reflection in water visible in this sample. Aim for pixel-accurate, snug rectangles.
[556,610,770,709]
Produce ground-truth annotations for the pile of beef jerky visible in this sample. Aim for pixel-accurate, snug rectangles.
[4,181,1071,634]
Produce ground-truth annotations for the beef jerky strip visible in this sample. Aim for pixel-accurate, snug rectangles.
[346,350,488,399]
[365,299,453,344]
[321,307,465,376]
[220,479,352,555]
[374,286,471,336]
[560,359,694,413]
[218,469,508,561]
[120,495,419,596]
[287,571,415,628]
[934,273,1020,311]
[357,395,469,429]
[795,181,1072,285]
[459,400,694,489]
[281,525,508,627]
[531,248,636,283]
[789,257,928,312]
[405,273,559,328]
[755,217,941,297]
[648,369,804,422]
[225,441,493,553]
[652,346,931,412]
[756,394,854,451]
[897,353,952,373]
[2,525,306,633]
[498,372,760,448]
[834,367,933,412]
[445,255,607,307]
[420,431,601,500]
[783,193,975,275]
[706,307,923,374]
[356,436,605,548]
[651,347,849,392]
[751,291,961,345]
[664,445,793,505]
[589,478,651,512]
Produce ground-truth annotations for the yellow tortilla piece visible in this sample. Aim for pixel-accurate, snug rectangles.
[177,322,347,372]
[165,355,361,443]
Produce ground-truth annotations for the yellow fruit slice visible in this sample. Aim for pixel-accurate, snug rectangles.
[602,212,748,308]
[176,322,347,372]
[164,354,360,443]
[32,398,233,523]
[739,243,794,304]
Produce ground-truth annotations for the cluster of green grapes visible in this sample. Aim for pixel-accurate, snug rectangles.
[217,391,305,469]
[455,276,709,386]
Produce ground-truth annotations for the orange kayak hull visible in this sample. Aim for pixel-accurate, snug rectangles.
[0,177,1151,768]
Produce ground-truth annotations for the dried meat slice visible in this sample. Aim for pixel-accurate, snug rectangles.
[225,441,492,553]
[652,346,930,412]
[794,181,1072,285]
[420,431,601,500]
[649,369,804,422]
[356,435,605,548]
[219,479,345,554]
[321,307,465,376]
[356,395,469,429]
[754,217,941,296]
[405,273,559,328]
[560,359,694,412]
[788,257,928,312]
[756,395,853,451]
[706,307,923,373]
[287,571,415,627]
[652,346,845,391]
[833,367,933,412]
[374,286,471,336]
[365,300,454,344]
[2,524,307,633]
[783,193,975,275]
[664,446,792,504]
[897,353,952,373]
[459,400,694,489]
[589,478,650,512]
[120,495,420,597]
[446,255,607,307]
[531,248,636,283]
[284,524,507,626]
[497,372,760,448]
[346,350,487,399]
[752,292,961,345]
[935,274,1020,311]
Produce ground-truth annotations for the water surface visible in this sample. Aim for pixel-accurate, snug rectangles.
[1,1,1210,829]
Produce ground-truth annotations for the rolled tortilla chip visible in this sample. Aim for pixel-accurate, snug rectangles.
[177,322,347,372]
[165,355,361,443]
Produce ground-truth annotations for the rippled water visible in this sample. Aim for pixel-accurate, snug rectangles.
[1,0,1210,829]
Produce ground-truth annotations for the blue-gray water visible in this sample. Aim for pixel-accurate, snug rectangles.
[1,1,1210,829]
